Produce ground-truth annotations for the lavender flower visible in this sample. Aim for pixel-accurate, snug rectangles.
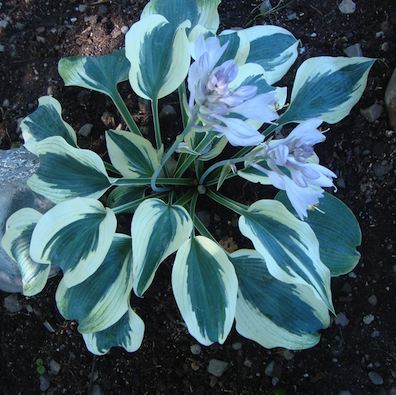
[251,119,337,219]
[187,36,278,147]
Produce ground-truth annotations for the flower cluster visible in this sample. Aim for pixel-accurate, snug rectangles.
[250,119,337,219]
[188,36,278,146]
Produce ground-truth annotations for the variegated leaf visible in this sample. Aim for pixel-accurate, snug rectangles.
[280,56,375,124]
[231,249,330,350]
[83,305,145,355]
[131,198,193,296]
[216,30,250,66]
[172,236,238,345]
[276,191,361,276]
[244,25,299,85]
[1,208,50,296]
[105,130,159,178]
[56,234,132,333]
[237,159,271,185]
[27,136,111,203]
[21,96,77,154]
[141,0,221,37]
[125,15,191,100]
[58,48,130,98]
[107,186,146,213]
[30,198,116,287]
[238,200,333,311]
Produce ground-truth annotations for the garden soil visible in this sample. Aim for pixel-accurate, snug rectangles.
[0,1,395,394]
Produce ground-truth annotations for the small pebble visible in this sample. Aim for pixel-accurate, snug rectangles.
[243,359,252,368]
[363,314,375,325]
[160,104,177,118]
[368,295,377,306]
[368,371,384,385]
[338,0,356,14]
[49,360,61,375]
[0,19,8,29]
[335,312,349,327]
[78,123,94,137]
[0,43,4,52]
[70,17,77,23]
[90,384,103,395]
[190,344,202,355]
[39,375,51,392]
[360,103,383,123]
[265,361,275,377]
[287,12,298,21]
[338,391,352,395]
[207,359,228,377]
[231,342,242,350]
[121,26,129,34]
[282,350,294,360]
[78,4,87,12]
[343,43,363,57]
[2,98,9,107]
[260,0,272,13]
[381,42,389,51]
[3,294,22,313]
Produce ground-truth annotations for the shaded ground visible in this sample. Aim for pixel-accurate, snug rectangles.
[0,0,395,394]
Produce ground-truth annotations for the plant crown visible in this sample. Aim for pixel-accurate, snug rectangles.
[2,0,372,355]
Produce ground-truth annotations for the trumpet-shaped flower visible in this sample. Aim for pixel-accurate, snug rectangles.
[251,119,337,219]
[188,36,278,147]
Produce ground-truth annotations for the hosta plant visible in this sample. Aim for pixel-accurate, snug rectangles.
[2,0,373,355]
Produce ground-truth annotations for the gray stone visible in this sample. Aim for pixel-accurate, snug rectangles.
[3,294,22,313]
[260,0,272,14]
[265,360,282,380]
[368,371,384,385]
[121,26,129,35]
[90,384,103,395]
[265,361,275,377]
[343,43,363,57]
[360,103,383,123]
[385,68,396,130]
[207,359,229,377]
[190,344,202,355]
[49,360,61,375]
[335,312,349,327]
[338,0,356,14]
[287,12,298,20]
[0,19,8,29]
[243,359,252,368]
[0,148,54,293]
[160,104,177,119]
[78,123,93,137]
[15,22,25,30]
[232,342,242,350]
[78,4,87,12]
[338,391,352,395]
[39,375,51,392]
[70,17,77,23]
[373,161,392,178]
[363,314,375,325]
[0,44,4,53]
[282,350,294,360]
[368,295,378,306]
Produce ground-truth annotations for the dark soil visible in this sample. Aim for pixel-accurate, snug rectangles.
[1,1,396,394]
